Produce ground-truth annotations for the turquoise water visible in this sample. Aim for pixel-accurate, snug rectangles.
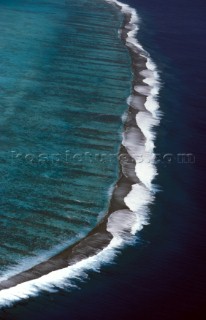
[0,0,131,276]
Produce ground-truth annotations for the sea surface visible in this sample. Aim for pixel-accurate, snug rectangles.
[0,0,206,319]
[0,0,131,278]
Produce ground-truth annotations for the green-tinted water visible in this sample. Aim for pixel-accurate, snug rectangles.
[0,0,131,277]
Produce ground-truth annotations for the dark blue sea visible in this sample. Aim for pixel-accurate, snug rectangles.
[0,0,206,319]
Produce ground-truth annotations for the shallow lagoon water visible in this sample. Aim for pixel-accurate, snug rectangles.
[0,0,131,277]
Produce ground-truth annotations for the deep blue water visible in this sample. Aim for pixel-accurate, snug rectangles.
[1,0,206,319]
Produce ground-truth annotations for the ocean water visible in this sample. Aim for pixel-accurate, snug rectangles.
[0,0,131,279]
[0,0,206,319]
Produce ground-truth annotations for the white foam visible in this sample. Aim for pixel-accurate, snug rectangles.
[136,111,159,150]
[127,95,146,111]
[121,110,128,123]
[0,204,149,308]
[145,95,160,115]
[107,209,137,237]
[124,183,153,212]
[134,85,151,96]
[107,208,149,238]
[0,237,123,307]
[122,127,145,159]
[137,161,157,189]
[106,0,161,235]
[0,232,87,283]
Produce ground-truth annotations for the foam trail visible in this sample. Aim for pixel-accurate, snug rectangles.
[0,0,161,308]
[106,0,161,237]
[0,214,144,308]
[0,238,122,307]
